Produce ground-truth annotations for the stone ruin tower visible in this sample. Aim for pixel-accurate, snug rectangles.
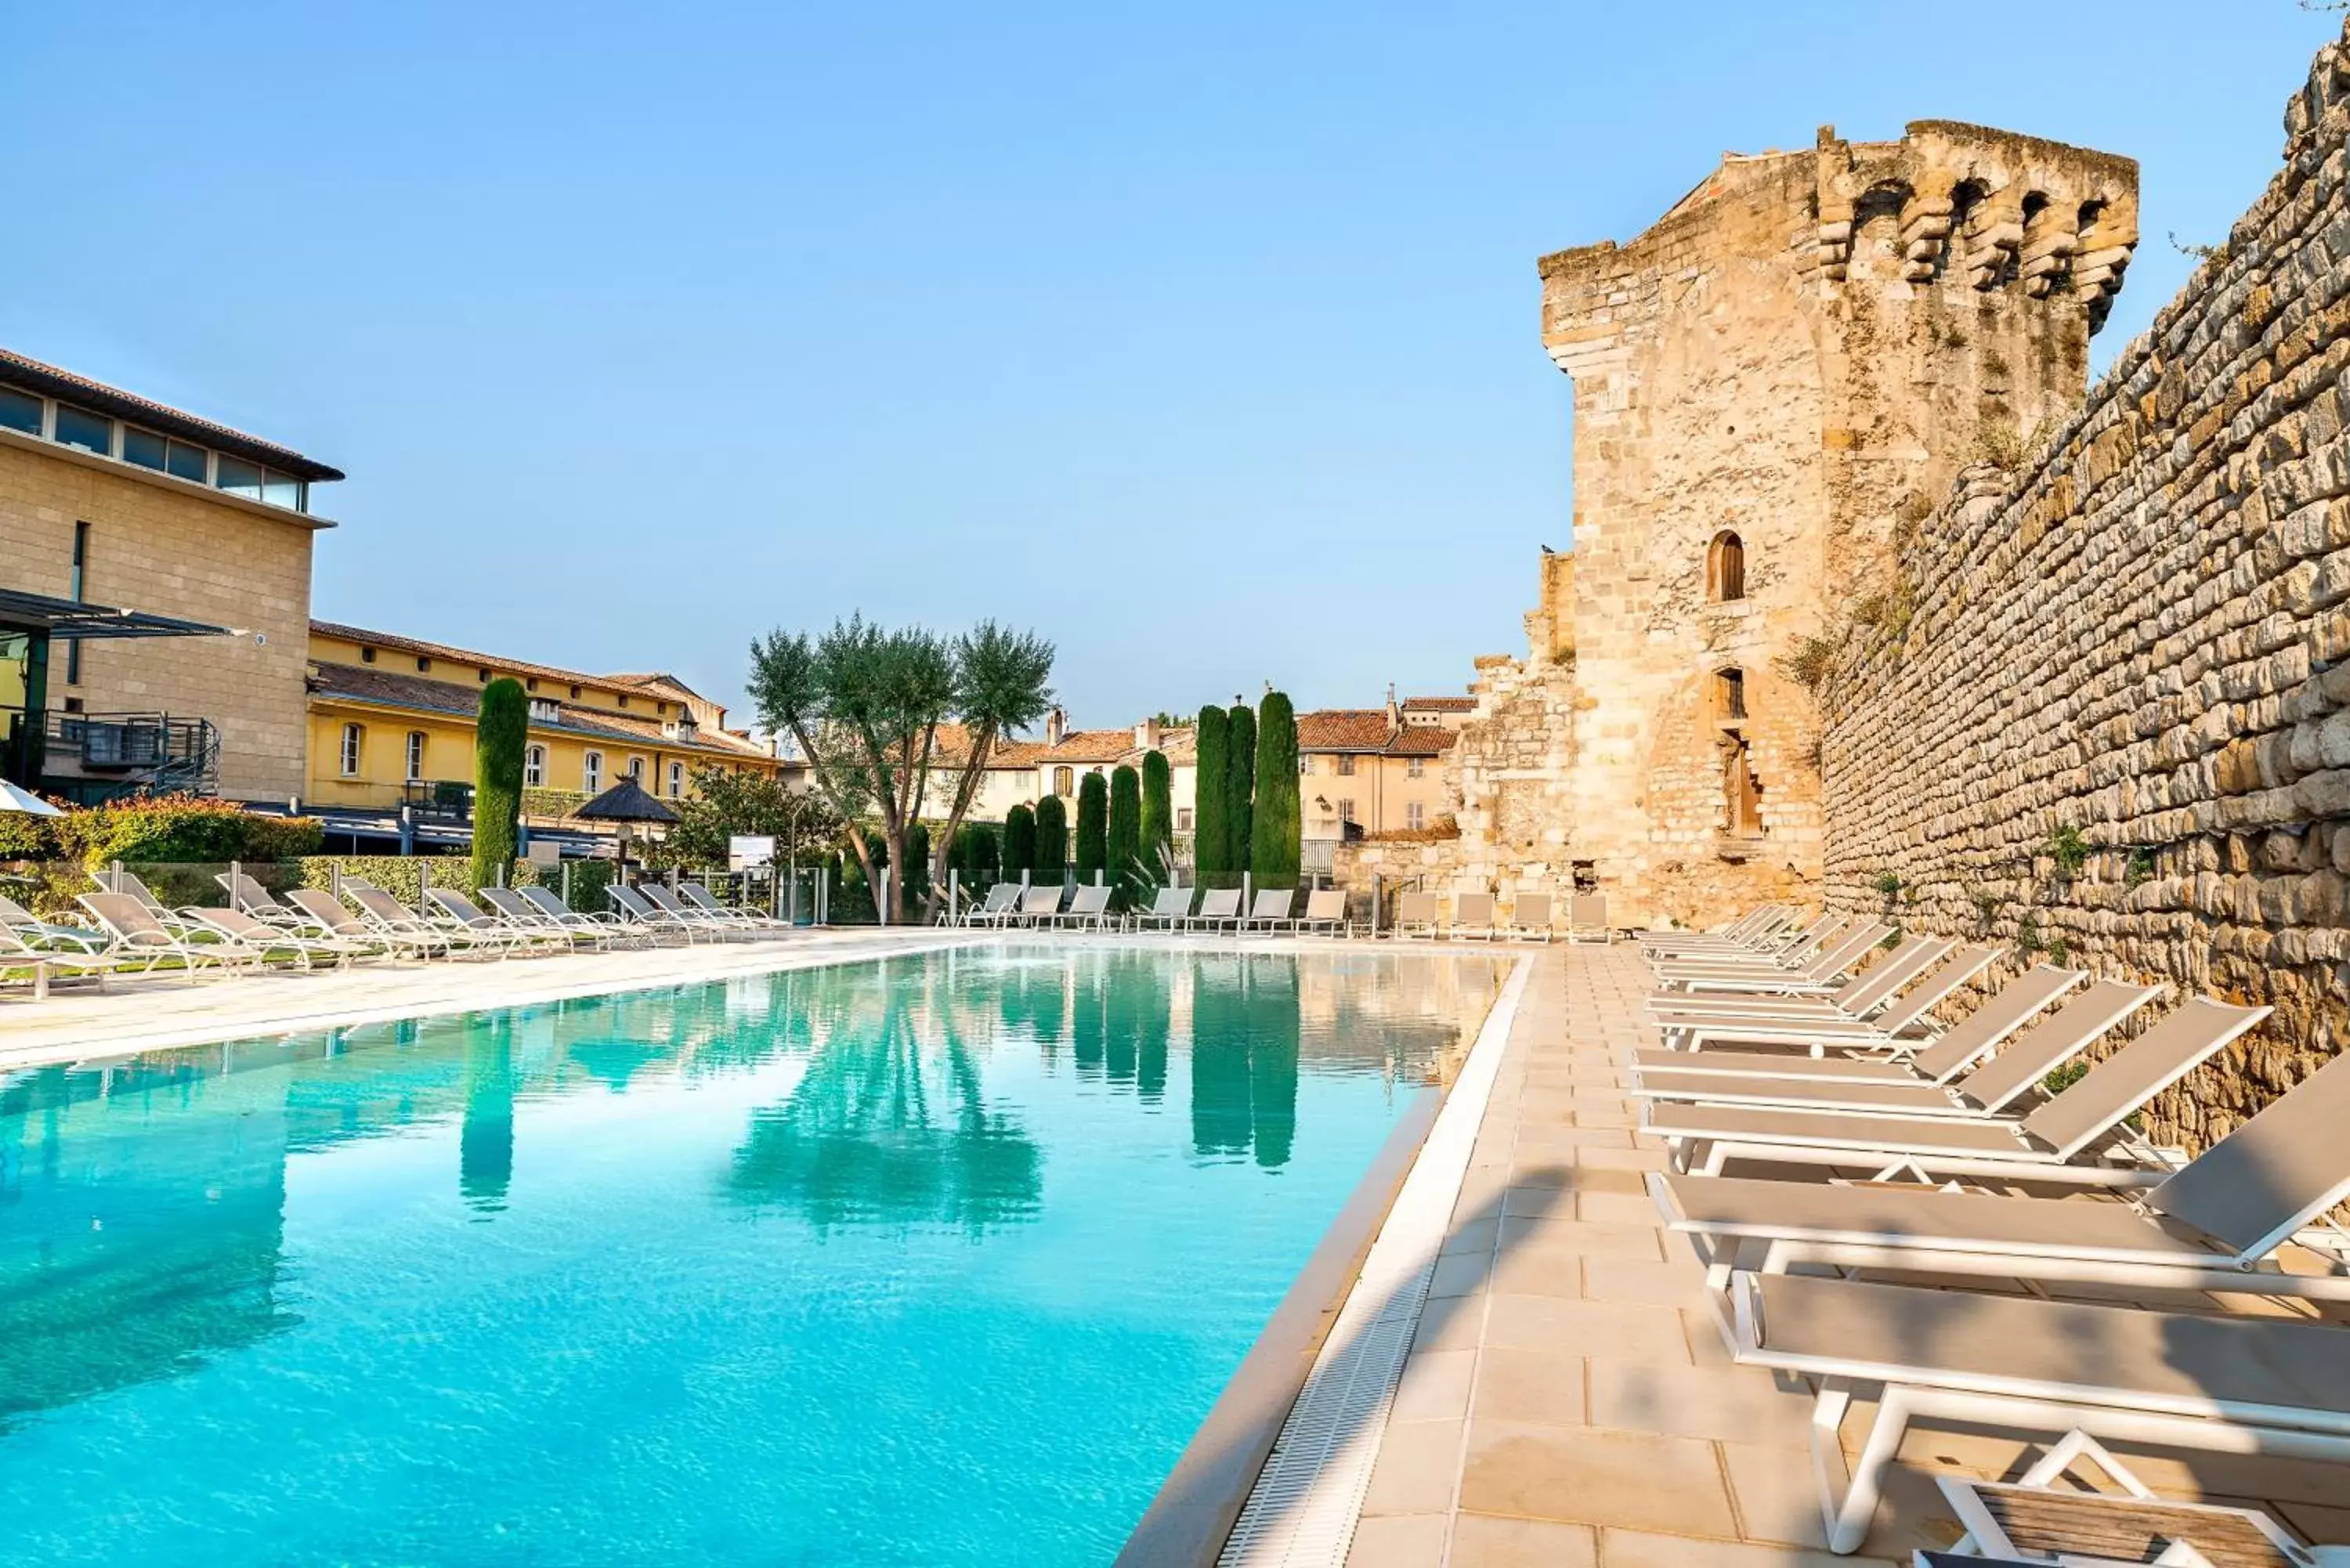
[1347,121,2140,926]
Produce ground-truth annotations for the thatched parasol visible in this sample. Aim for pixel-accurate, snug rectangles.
[573,779,680,826]
[571,779,678,878]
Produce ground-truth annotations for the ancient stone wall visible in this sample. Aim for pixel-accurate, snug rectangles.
[1820,26,2350,1150]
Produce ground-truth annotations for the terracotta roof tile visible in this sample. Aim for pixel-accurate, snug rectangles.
[1402,695,1476,711]
[309,663,772,762]
[313,620,712,710]
[1296,710,1395,751]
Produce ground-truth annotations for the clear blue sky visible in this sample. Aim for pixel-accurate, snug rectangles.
[4,3,2337,731]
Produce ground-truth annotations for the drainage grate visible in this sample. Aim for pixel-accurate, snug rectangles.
[1216,956,1532,1568]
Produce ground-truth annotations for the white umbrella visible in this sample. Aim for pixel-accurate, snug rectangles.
[0,779,63,817]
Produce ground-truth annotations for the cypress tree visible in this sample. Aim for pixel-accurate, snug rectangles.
[1075,771,1108,880]
[1139,750,1173,881]
[1108,763,1142,905]
[470,677,529,891]
[1002,803,1037,875]
[1227,701,1256,878]
[1033,793,1068,879]
[970,822,999,881]
[1195,705,1230,881]
[1251,691,1302,885]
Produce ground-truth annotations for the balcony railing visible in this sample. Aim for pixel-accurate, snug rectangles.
[42,712,220,799]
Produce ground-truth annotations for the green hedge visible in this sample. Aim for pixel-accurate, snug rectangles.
[2,793,324,865]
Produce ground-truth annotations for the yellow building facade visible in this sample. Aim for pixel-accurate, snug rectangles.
[304,622,785,825]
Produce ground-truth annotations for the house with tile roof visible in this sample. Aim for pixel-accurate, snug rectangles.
[1296,689,1468,858]
[304,621,789,839]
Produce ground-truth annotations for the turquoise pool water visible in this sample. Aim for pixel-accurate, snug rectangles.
[0,944,1504,1566]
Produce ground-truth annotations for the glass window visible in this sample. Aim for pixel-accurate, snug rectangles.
[262,470,302,510]
[165,439,208,482]
[627,756,645,782]
[667,760,684,797]
[404,731,426,781]
[1336,754,1356,776]
[1298,755,1310,775]
[524,745,545,787]
[1177,808,1193,831]
[1406,757,1425,779]
[54,404,113,456]
[360,646,377,663]
[583,752,603,793]
[215,454,264,498]
[415,656,431,672]
[1338,798,1355,823]
[339,723,363,777]
[0,387,40,435]
[1407,802,1426,829]
[122,427,168,471]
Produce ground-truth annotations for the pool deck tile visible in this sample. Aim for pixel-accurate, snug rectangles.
[1333,941,2350,1566]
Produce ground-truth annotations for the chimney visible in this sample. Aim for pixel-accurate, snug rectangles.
[1385,682,1400,728]
[1135,715,1162,750]
[1045,706,1066,747]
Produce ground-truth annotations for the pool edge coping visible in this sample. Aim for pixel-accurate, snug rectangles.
[1114,950,1535,1568]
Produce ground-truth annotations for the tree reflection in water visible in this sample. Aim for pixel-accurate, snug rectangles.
[460,1021,515,1214]
[725,969,1043,1234]
[1188,956,1301,1169]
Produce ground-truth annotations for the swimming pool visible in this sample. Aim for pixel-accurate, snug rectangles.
[0,944,1506,1566]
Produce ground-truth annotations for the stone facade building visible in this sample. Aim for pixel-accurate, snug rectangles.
[1347,120,2140,927]
[1821,24,2350,1152]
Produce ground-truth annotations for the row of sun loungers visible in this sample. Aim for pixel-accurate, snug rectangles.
[1626,904,2350,1555]
[951,883,1358,934]
[0,869,798,992]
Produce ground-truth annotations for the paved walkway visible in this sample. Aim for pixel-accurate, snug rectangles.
[1343,942,2350,1567]
[0,927,958,1068]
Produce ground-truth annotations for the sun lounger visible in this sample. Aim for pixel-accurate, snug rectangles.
[1721,1269,2350,1553]
[1633,978,2158,1116]
[1050,883,1115,930]
[215,869,309,928]
[1651,922,1895,995]
[1567,892,1611,943]
[680,881,791,930]
[512,885,653,947]
[1932,1429,2327,1568]
[1634,903,1789,954]
[1644,992,2259,1185]
[0,893,111,955]
[1651,1032,2350,1307]
[1646,934,1955,1033]
[1292,888,1349,936]
[189,906,377,970]
[1643,912,1843,967]
[607,883,716,942]
[280,889,434,959]
[1450,891,1496,941]
[1,923,139,995]
[1505,891,1554,942]
[959,883,1021,927]
[1131,887,1194,931]
[428,887,570,953]
[1014,883,1068,927]
[1390,890,1440,939]
[99,869,211,936]
[638,883,757,939]
[1184,888,1243,931]
[1240,887,1295,931]
[344,881,515,956]
[77,891,262,978]
[476,885,624,950]
[1634,958,2066,1084]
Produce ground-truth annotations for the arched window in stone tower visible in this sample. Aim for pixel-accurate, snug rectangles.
[1707,531,1746,602]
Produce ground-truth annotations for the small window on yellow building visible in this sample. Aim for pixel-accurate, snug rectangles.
[583,751,604,793]
[1406,757,1425,779]
[525,745,546,788]
[339,723,363,777]
[404,731,426,782]
[667,760,684,797]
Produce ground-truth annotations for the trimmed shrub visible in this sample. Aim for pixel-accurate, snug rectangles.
[1139,750,1172,874]
[1250,691,1301,885]
[1194,705,1230,880]
[1002,803,1036,875]
[472,677,529,891]
[1033,794,1068,878]
[1108,764,1142,905]
[1075,771,1108,879]
[1227,702,1256,876]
